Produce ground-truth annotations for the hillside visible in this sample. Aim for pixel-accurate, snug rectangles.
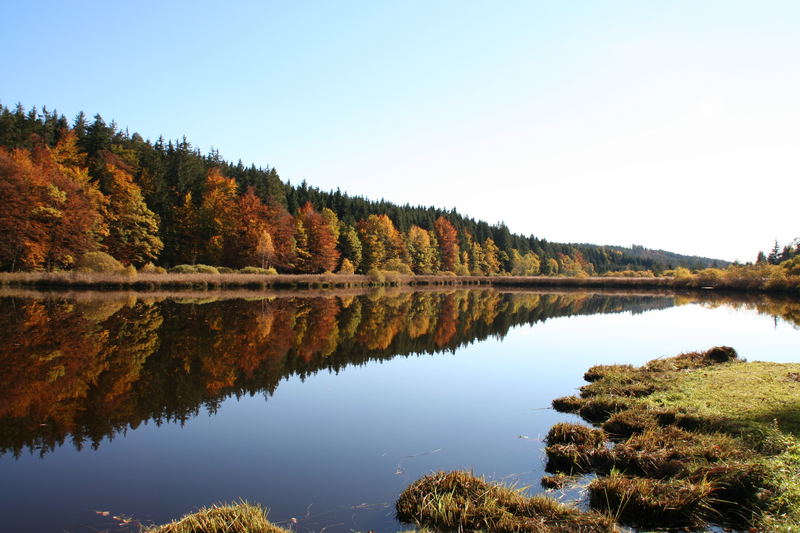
[0,103,724,274]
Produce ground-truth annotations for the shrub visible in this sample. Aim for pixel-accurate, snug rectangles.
[74,252,125,274]
[366,268,385,284]
[672,267,692,279]
[217,266,235,274]
[454,264,470,276]
[239,266,277,275]
[124,264,137,278]
[240,266,268,274]
[169,264,198,274]
[194,264,220,274]
[383,258,413,275]
[783,256,800,276]
[337,258,355,274]
[141,262,167,274]
[437,270,457,276]
[696,268,725,285]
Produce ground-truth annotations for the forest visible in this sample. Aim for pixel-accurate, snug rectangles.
[0,104,740,275]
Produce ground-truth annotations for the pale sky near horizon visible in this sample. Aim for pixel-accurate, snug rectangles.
[2,1,798,262]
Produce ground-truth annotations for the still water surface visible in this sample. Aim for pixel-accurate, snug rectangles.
[0,288,797,532]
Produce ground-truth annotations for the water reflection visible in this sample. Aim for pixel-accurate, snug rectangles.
[0,288,796,459]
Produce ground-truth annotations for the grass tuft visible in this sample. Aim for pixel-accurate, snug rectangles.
[141,501,289,533]
[588,472,716,528]
[396,470,617,532]
[545,423,606,447]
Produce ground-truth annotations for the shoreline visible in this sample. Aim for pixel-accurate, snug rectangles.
[1,271,798,294]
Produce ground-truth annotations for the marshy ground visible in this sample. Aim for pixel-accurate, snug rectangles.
[396,347,800,532]
[544,346,800,531]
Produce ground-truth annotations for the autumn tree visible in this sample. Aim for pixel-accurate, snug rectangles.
[482,238,502,275]
[198,168,239,265]
[102,163,163,266]
[226,187,274,268]
[338,223,362,272]
[294,202,339,273]
[171,192,202,264]
[264,203,297,271]
[0,140,106,270]
[433,216,459,272]
[510,249,541,276]
[357,214,406,272]
[406,225,438,274]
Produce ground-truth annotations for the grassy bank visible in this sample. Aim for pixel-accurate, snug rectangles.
[396,348,800,532]
[2,270,799,293]
[548,347,800,531]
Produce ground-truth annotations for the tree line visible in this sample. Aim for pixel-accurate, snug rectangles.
[0,103,723,274]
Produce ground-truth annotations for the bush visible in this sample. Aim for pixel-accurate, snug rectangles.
[194,264,220,274]
[217,266,235,274]
[169,264,198,274]
[337,258,355,274]
[454,264,470,276]
[437,270,457,276]
[672,267,692,279]
[366,268,385,284]
[783,256,800,277]
[74,252,125,274]
[239,266,277,275]
[383,258,413,275]
[141,262,167,274]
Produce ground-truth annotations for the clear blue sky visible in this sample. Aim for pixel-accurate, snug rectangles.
[3,1,798,262]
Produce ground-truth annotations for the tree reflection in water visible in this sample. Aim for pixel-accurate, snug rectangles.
[0,288,795,458]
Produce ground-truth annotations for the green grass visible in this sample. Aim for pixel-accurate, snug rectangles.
[550,347,800,531]
[141,502,290,533]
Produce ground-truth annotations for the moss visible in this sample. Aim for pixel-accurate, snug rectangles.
[396,471,617,533]
[142,502,290,533]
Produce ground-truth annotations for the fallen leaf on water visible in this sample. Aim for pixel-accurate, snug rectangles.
[94,511,110,516]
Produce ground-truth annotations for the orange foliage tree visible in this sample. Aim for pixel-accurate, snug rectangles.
[294,202,340,273]
[433,216,459,272]
[0,139,106,270]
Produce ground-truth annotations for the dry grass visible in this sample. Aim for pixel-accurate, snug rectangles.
[141,502,289,533]
[545,422,606,447]
[396,470,617,532]
[588,472,716,528]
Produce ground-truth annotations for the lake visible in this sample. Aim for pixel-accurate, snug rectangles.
[0,288,797,532]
